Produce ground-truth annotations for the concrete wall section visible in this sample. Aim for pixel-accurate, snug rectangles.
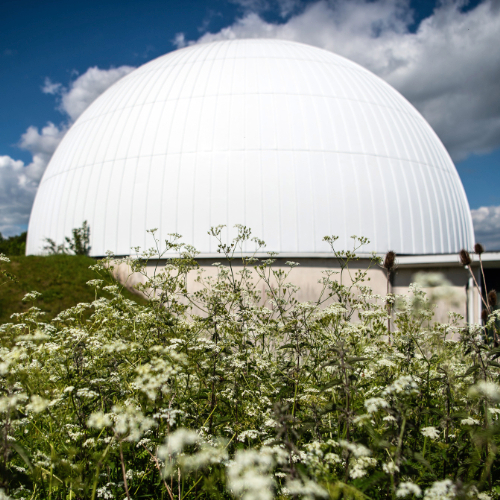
[113,256,485,324]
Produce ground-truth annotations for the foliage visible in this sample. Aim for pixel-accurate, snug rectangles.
[0,232,26,256]
[0,254,145,323]
[43,221,91,256]
[0,226,499,500]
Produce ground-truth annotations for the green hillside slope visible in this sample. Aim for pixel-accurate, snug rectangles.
[0,255,145,323]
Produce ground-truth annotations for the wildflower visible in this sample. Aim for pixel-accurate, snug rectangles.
[237,430,261,442]
[350,457,377,478]
[159,428,199,458]
[285,478,328,499]
[112,404,156,442]
[421,427,440,440]
[21,291,42,302]
[226,448,276,500]
[96,486,113,499]
[477,493,491,500]
[339,440,371,457]
[382,462,399,474]
[423,479,456,500]
[26,395,49,414]
[469,381,500,401]
[460,417,480,426]
[0,394,28,413]
[88,411,112,429]
[0,488,12,500]
[364,397,389,413]
[383,375,418,396]
[397,482,422,498]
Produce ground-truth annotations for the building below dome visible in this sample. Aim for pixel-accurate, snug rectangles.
[25,39,497,324]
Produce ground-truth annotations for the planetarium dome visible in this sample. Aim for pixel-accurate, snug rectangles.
[27,38,474,257]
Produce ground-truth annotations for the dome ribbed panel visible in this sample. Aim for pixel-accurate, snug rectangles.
[27,39,474,256]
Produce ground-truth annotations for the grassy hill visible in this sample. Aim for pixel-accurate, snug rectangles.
[0,254,145,323]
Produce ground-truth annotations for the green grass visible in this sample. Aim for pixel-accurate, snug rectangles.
[0,254,145,323]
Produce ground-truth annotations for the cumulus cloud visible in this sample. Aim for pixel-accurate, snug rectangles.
[191,0,500,162]
[471,206,500,250]
[1,66,134,236]
[57,66,134,122]
[0,123,67,236]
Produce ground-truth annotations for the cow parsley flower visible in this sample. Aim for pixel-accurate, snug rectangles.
[364,397,389,413]
[159,428,199,458]
[421,427,440,440]
[285,478,328,499]
[382,461,399,475]
[339,440,371,458]
[396,482,422,498]
[469,381,500,401]
[423,479,456,500]
[0,488,12,500]
[460,417,480,426]
[88,411,112,429]
[477,493,491,500]
[226,448,276,500]
[26,395,49,414]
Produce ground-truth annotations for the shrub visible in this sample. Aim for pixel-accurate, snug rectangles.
[0,227,499,500]
[0,232,26,256]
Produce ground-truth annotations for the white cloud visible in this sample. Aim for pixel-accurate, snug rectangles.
[173,32,188,49]
[58,66,135,122]
[0,123,67,236]
[0,66,134,236]
[193,0,500,162]
[41,77,62,95]
[471,206,500,250]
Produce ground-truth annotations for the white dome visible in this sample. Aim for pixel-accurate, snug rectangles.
[27,39,474,256]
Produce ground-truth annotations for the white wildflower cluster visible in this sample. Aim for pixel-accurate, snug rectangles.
[132,355,183,400]
[26,395,49,413]
[21,291,43,302]
[226,447,281,500]
[364,397,389,414]
[460,417,480,426]
[285,478,328,499]
[0,488,12,500]
[420,427,440,440]
[382,461,399,475]
[469,381,500,402]
[237,429,261,442]
[1,228,500,498]
[396,482,422,498]
[111,404,156,441]
[350,456,377,478]
[383,375,419,396]
[423,479,456,500]
[87,411,112,429]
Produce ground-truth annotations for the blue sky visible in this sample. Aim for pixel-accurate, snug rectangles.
[1,0,499,246]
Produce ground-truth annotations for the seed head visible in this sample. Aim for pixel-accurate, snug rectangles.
[482,308,489,324]
[383,251,396,272]
[488,290,497,307]
[474,243,484,255]
[459,249,472,267]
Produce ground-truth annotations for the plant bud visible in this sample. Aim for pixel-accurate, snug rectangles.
[383,251,396,271]
[488,290,497,307]
[474,243,484,255]
[459,249,471,266]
